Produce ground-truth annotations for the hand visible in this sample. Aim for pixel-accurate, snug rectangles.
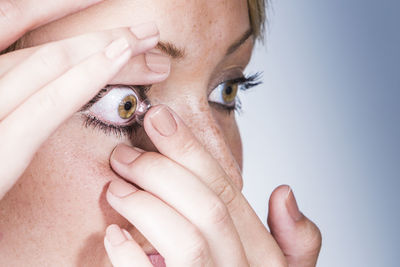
[104,105,322,266]
[0,0,170,199]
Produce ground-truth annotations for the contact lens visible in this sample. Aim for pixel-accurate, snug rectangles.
[118,95,138,119]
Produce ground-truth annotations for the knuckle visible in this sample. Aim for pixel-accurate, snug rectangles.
[204,198,230,226]
[0,0,21,22]
[180,138,199,157]
[300,219,323,254]
[37,85,63,112]
[182,230,209,265]
[211,178,239,211]
[35,43,71,71]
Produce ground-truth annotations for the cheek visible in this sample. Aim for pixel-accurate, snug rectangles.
[29,116,130,225]
[0,116,133,258]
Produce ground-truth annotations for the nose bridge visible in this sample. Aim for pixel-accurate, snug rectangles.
[171,96,244,191]
[136,81,244,190]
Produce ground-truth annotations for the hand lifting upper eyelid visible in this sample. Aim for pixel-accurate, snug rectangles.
[81,85,152,126]
[80,85,151,112]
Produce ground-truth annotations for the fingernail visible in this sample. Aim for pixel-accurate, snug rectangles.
[286,187,303,222]
[145,52,171,73]
[111,144,141,165]
[105,37,130,60]
[122,229,134,241]
[109,179,137,198]
[150,106,177,137]
[130,22,159,39]
[148,48,163,54]
[106,224,126,246]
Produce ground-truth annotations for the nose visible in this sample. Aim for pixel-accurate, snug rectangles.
[130,92,244,191]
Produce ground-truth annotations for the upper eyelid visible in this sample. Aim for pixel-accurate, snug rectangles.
[80,76,255,113]
[79,85,151,112]
[206,76,249,98]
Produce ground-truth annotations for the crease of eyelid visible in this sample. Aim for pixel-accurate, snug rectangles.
[211,72,263,113]
[226,28,253,56]
[79,85,151,111]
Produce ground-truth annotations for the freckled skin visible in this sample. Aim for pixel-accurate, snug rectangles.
[0,0,253,265]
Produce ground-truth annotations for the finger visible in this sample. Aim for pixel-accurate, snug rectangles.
[0,36,133,198]
[0,49,169,88]
[104,224,153,267]
[267,185,322,267]
[110,144,248,266]
[0,25,169,81]
[143,105,241,190]
[142,105,287,266]
[0,0,104,51]
[106,179,214,267]
[0,23,164,120]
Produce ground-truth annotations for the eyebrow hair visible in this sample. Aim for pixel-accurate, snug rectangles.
[156,41,185,59]
[226,28,253,56]
[156,28,252,60]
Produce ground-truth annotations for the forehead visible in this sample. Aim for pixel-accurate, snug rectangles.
[25,0,250,63]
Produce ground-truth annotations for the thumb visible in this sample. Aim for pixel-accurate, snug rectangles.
[267,185,322,267]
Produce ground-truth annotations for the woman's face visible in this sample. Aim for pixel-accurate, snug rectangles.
[0,0,253,265]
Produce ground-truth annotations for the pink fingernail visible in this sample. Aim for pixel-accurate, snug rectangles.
[286,187,303,222]
[111,144,141,165]
[145,52,171,74]
[109,179,137,198]
[150,106,177,137]
[106,224,126,246]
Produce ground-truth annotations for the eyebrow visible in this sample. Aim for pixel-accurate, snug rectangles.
[226,28,253,56]
[81,29,254,111]
[156,41,185,59]
[156,28,253,60]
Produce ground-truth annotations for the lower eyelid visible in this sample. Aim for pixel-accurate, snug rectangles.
[81,114,135,138]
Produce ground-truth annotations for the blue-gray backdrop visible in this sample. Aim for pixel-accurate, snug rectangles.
[239,0,399,266]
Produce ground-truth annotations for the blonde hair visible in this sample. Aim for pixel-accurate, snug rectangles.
[1,1,266,54]
[248,0,266,41]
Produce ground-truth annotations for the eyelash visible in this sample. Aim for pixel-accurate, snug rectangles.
[212,72,263,114]
[81,72,262,137]
[82,114,136,138]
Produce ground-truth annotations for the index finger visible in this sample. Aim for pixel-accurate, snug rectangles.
[142,105,287,266]
[0,0,103,51]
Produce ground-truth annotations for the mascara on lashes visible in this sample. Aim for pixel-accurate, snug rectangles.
[78,85,152,137]
[79,73,262,136]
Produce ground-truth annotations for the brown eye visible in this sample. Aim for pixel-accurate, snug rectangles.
[118,95,137,119]
[222,82,239,104]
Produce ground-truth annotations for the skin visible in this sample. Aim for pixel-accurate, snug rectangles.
[0,0,321,266]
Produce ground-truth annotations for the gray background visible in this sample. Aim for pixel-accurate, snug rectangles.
[238,0,399,266]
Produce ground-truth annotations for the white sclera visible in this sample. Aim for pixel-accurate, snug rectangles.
[88,87,139,125]
[208,82,237,107]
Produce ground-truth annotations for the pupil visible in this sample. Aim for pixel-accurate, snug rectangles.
[225,86,233,95]
[124,101,132,111]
